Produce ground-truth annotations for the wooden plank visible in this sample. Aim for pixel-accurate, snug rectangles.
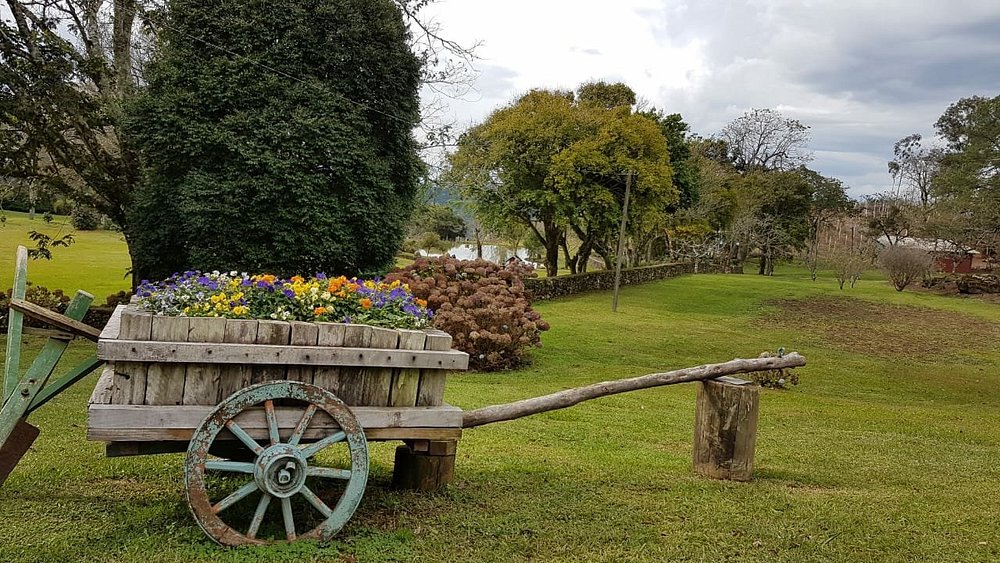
[23,327,74,340]
[337,324,372,404]
[101,427,464,457]
[9,298,102,341]
[391,443,457,490]
[3,245,28,400]
[99,305,126,340]
[287,321,318,383]
[96,340,469,370]
[313,322,345,393]
[417,330,452,406]
[110,309,152,405]
[89,364,116,405]
[144,316,189,405]
[87,403,464,443]
[390,330,426,407]
[361,327,399,406]
[27,354,103,414]
[252,320,290,384]
[93,426,462,444]
[182,317,226,405]
[218,319,257,401]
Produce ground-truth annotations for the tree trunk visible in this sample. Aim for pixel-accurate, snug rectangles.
[543,222,561,277]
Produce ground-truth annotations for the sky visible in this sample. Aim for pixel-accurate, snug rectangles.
[419,0,1000,198]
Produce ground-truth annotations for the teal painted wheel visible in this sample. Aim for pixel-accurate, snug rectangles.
[185,381,368,546]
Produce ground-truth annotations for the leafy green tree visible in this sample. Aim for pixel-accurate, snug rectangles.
[448,85,676,276]
[410,204,467,240]
[643,111,702,209]
[126,0,422,280]
[931,95,1000,258]
[797,167,851,280]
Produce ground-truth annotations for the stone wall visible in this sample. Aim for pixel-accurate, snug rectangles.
[957,274,1000,294]
[524,262,697,301]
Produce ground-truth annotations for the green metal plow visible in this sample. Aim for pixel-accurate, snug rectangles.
[0,246,105,484]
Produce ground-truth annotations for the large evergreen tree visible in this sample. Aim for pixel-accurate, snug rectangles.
[127,0,422,280]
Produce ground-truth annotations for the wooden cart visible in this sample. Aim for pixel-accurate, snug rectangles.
[1,246,807,547]
[85,304,469,545]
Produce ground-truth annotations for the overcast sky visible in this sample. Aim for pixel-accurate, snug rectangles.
[420,0,1000,198]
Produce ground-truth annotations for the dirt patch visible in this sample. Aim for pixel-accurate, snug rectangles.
[756,296,1000,358]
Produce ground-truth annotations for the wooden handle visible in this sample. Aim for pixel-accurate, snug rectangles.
[9,298,102,341]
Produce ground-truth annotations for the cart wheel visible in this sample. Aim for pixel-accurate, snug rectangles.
[184,381,368,546]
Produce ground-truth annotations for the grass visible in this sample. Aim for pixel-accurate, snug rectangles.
[1,263,999,561]
[0,211,132,297]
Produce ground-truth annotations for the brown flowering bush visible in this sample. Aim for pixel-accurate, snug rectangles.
[387,256,550,371]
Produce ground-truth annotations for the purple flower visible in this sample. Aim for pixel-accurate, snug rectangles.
[283,289,295,299]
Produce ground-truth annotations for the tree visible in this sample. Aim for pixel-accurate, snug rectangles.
[798,167,851,280]
[643,111,702,210]
[720,108,812,172]
[409,204,466,240]
[879,246,932,292]
[864,193,914,247]
[931,95,1000,259]
[126,0,422,279]
[888,134,942,208]
[448,85,677,276]
[0,0,147,262]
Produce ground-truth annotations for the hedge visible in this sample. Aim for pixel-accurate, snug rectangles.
[524,262,697,301]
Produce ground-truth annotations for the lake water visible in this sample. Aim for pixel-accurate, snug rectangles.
[417,243,536,266]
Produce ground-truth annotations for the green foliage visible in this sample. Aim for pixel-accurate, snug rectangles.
[387,256,549,370]
[71,207,101,230]
[126,0,422,280]
[25,230,75,260]
[642,111,702,209]
[448,84,677,276]
[409,204,466,240]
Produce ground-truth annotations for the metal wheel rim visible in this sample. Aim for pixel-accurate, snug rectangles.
[184,381,368,546]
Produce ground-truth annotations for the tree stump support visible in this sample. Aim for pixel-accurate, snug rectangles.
[693,375,760,481]
[392,440,457,490]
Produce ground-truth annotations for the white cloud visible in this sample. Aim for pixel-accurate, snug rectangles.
[421,0,1000,197]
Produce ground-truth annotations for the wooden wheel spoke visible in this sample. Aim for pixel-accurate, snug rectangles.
[307,466,352,480]
[300,431,345,458]
[246,494,271,539]
[299,485,334,518]
[212,481,258,514]
[225,420,264,455]
[281,497,296,541]
[204,460,255,474]
[264,399,280,446]
[288,404,318,447]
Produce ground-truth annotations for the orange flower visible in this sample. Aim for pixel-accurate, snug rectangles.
[415,298,427,308]
[360,298,372,309]
[314,306,327,315]
[290,275,305,283]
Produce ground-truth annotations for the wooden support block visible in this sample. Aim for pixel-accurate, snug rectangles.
[182,317,226,405]
[390,330,426,407]
[0,418,40,486]
[391,441,457,490]
[112,310,152,405]
[145,316,189,405]
[252,320,291,384]
[417,330,451,406]
[337,324,372,404]
[361,327,399,406]
[693,376,760,482]
[287,321,319,383]
[219,319,257,401]
[313,322,345,393]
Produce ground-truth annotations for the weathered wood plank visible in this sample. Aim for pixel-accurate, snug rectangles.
[98,305,126,341]
[9,298,102,341]
[111,310,152,405]
[390,329,425,407]
[144,316,189,405]
[182,317,226,405]
[337,324,371,405]
[218,319,257,400]
[94,426,463,444]
[3,245,28,401]
[361,327,399,406]
[312,322,345,393]
[89,364,116,405]
[417,329,452,406]
[693,376,760,482]
[97,340,469,371]
[287,321,319,383]
[252,320,290,384]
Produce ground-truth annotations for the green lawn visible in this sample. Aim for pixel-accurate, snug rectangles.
[1,267,999,562]
[0,211,132,298]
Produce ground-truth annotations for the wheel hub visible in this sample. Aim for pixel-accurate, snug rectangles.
[254,444,308,498]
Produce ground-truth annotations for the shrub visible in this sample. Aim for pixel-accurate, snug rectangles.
[879,246,933,291]
[749,351,800,389]
[387,256,550,371]
[0,283,70,331]
[71,207,101,230]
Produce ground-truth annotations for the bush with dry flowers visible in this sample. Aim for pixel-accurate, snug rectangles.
[387,256,550,371]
